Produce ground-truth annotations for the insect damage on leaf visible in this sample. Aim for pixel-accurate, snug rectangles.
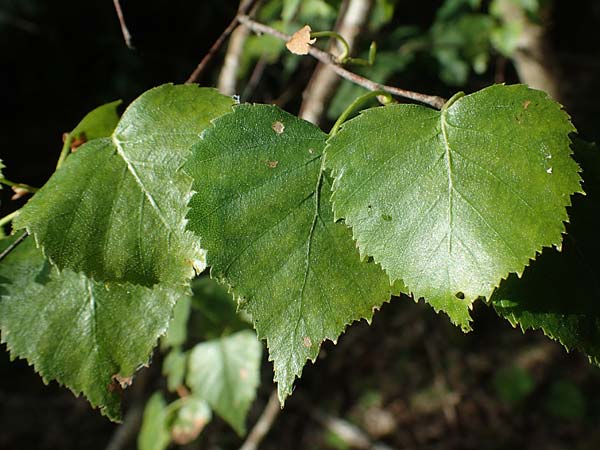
[272,121,285,134]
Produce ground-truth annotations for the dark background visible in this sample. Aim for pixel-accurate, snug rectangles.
[1,1,600,449]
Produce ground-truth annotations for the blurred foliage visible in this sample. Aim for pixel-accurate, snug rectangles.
[493,365,536,405]
[139,277,261,449]
[544,380,586,420]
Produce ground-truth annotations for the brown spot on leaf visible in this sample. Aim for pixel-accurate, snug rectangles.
[286,25,316,55]
[267,160,279,169]
[303,336,312,348]
[272,121,285,134]
[239,367,249,380]
[523,100,531,109]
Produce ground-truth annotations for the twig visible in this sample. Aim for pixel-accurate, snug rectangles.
[300,0,372,124]
[0,230,28,263]
[186,0,260,84]
[104,404,144,450]
[241,57,267,101]
[311,409,395,450]
[218,0,261,95]
[113,0,134,49]
[218,24,251,95]
[239,390,281,450]
[237,16,446,109]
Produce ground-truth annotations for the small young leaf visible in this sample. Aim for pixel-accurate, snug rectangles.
[186,330,262,436]
[185,104,393,403]
[0,236,182,420]
[325,84,582,330]
[69,99,122,144]
[138,393,171,450]
[15,84,234,287]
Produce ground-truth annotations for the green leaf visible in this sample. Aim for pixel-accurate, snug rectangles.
[15,84,235,287]
[491,138,600,362]
[69,99,122,143]
[138,393,171,450]
[325,84,581,330]
[0,236,181,420]
[170,396,212,445]
[163,348,187,392]
[186,330,262,436]
[185,104,393,402]
[190,276,249,341]
[163,296,191,348]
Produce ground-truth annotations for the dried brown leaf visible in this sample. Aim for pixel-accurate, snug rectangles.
[286,25,316,55]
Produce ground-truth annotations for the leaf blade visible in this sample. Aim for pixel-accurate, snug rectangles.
[186,330,262,436]
[185,104,393,402]
[0,236,182,420]
[15,84,234,286]
[325,84,582,329]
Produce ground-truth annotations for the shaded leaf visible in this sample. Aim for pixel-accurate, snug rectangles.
[185,104,393,402]
[186,330,262,436]
[492,138,600,362]
[190,276,249,341]
[544,380,586,419]
[15,84,234,287]
[325,84,581,329]
[493,365,535,405]
[0,236,181,420]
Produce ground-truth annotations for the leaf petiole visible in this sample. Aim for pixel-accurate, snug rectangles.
[310,30,351,62]
[56,133,72,170]
[329,90,392,137]
[0,210,20,228]
[0,178,39,194]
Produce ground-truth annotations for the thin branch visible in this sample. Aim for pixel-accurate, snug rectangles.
[186,0,260,84]
[0,230,28,263]
[218,23,251,95]
[239,390,281,450]
[300,0,372,124]
[237,15,447,109]
[0,210,20,228]
[104,404,144,450]
[311,409,395,450]
[113,0,134,49]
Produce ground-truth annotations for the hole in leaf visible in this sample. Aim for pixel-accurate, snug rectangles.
[455,292,465,299]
